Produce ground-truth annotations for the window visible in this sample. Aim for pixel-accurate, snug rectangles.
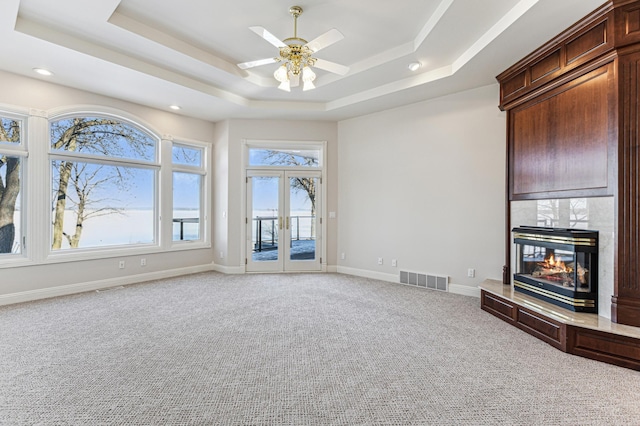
[0,116,24,256]
[0,106,211,268]
[249,146,321,168]
[172,143,205,242]
[49,116,158,250]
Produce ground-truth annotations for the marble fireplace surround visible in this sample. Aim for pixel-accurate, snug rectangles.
[510,197,614,318]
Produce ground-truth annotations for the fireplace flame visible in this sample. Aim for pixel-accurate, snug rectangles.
[542,254,572,273]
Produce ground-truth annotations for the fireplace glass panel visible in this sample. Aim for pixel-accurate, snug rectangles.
[517,244,592,293]
[512,226,598,313]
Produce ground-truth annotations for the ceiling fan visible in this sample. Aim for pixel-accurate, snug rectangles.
[237,5,349,91]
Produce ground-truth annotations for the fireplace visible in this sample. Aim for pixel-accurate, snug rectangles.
[512,226,598,313]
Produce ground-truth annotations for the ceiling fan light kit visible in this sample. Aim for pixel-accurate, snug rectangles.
[238,5,348,92]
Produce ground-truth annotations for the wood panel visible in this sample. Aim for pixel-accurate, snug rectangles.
[510,64,613,199]
[568,327,640,370]
[481,290,516,323]
[566,22,607,64]
[497,4,614,109]
[613,51,640,327]
[516,307,566,350]
[531,50,561,83]
[502,71,527,100]
[615,2,640,47]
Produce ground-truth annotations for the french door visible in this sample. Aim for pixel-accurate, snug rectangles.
[246,170,322,272]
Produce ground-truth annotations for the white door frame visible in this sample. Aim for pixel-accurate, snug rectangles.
[242,139,327,273]
[246,170,322,272]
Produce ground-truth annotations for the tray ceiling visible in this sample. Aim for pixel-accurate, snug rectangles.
[0,0,605,121]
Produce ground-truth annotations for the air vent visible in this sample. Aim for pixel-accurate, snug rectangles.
[399,271,448,292]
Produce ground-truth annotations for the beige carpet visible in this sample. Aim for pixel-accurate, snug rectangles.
[1,272,639,425]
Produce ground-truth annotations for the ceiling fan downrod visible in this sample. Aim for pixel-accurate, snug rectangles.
[290,6,303,38]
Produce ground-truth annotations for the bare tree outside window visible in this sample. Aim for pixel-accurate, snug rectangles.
[0,118,21,254]
[262,150,318,217]
[50,117,156,249]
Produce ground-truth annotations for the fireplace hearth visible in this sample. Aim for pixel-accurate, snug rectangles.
[512,226,598,313]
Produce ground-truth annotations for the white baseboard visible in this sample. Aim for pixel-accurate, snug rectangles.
[1,262,482,307]
[212,264,245,274]
[336,266,481,298]
[213,264,338,274]
[0,263,217,306]
[449,283,481,298]
[336,266,398,283]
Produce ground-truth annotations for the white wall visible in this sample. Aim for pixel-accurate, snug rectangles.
[0,70,504,302]
[0,71,217,302]
[213,119,339,271]
[337,84,506,292]
[213,120,230,270]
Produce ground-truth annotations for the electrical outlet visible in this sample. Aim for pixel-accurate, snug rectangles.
[341,253,345,260]
[140,258,146,267]
[467,268,475,278]
[220,251,225,259]
[378,257,383,265]
[119,260,125,269]
[391,259,397,267]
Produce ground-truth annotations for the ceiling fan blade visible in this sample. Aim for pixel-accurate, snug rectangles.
[290,74,300,87]
[249,26,286,48]
[237,57,278,70]
[305,29,344,53]
[313,58,349,75]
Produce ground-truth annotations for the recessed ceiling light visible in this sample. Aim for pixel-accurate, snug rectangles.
[33,68,53,76]
[169,105,181,111]
[408,62,421,72]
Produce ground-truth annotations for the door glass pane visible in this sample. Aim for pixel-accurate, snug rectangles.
[252,176,279,262]
[289,176,317,261]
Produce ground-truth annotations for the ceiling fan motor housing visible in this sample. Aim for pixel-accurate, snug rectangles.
[279,44,316,76]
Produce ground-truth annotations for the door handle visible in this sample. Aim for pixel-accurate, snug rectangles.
[279,217,283,230]
[286,216,290,230]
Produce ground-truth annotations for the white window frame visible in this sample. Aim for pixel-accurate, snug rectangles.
[171,140,209,247]
[47,112,161,257]
[0,109,28,265]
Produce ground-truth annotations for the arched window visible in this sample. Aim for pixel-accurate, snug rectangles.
[49,115,159,250]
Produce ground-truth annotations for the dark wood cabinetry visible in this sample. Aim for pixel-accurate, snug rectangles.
[508,64,615,199]
[482,289,567,350]
[481,281,640,370]
[497,0,640,327]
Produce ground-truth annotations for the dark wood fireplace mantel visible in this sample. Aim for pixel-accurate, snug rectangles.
[496,0,640,327]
